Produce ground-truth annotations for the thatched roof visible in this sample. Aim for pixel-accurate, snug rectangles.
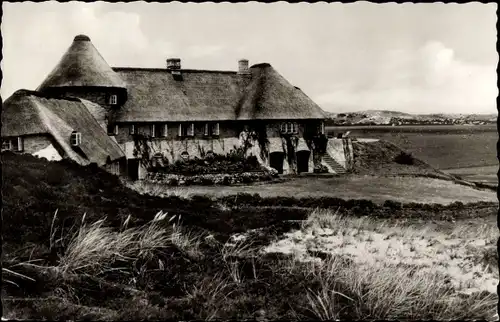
[2,90,125,166]
[112,68,248,122]
[37,35,126,91]
[112,63,327,122]
[237,64,326,120]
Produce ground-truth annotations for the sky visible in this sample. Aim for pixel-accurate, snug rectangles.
[1,2,498,114]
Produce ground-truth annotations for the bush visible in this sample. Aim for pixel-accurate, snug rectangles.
[383,200,403,210]
[313,164,329,174]
[393,151,415,165]
[151,150,262,176]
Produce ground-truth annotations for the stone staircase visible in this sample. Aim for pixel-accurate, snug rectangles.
[322,154,347,174]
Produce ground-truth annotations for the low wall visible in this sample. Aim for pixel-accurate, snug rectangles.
[146,171,276,186]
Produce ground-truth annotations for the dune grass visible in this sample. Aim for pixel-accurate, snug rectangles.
[4,207,497,321]
[264,209,498,320]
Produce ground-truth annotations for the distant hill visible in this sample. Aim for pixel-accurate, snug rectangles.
[325,110,497,126]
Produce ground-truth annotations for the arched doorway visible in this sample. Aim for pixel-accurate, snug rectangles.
[296,150,310,174]
[269,152,285,174]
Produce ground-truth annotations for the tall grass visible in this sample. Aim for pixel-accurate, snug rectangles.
[58,218,170,275]
[185,274,236,320]
[276,208,498,320]
[58,212,204,276]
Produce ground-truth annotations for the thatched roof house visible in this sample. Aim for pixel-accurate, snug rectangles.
[2,90,125,166]
[4,34,331,177]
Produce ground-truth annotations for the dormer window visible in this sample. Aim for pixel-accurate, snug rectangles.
[71,132,82,146]
[109,95,118,105]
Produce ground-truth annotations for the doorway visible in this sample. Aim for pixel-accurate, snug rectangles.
[296,150,310,174]
[269,152,285,174]
[127,159,140,180]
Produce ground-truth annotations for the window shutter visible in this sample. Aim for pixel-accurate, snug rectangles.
[17,137,24,151]
[151,124,155,137]
[189,123,194,136]
[178,124,182,137]
[214,123,220,136]
[163,124,168,137]
[204,123,209,136]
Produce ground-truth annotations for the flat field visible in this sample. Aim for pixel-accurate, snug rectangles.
[326,125,497,171]
[133,175,497,205]
[443,166,498,184]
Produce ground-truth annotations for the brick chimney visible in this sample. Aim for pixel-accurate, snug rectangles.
[166,58,181,70]
[238,59,250,75]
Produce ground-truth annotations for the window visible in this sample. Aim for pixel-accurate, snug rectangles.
[109,95,118,105]
[71,132,82,146]
[2,137,23,151]
[317,122,325,135]
[204,122,220,136]
[213,123,220,136]
[130,124,135,135]
[18,137,24,151]
[1,139,12,151]
[281,122,298,134]
[151,124,156,137]
[162,124,168,137]
[178,123,194,137]
[107,123,115,135]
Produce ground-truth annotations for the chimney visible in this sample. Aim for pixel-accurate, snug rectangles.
[238,59,250,75]
[166,58,181,70]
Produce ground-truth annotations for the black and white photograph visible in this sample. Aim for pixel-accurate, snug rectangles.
[1,1,498,320]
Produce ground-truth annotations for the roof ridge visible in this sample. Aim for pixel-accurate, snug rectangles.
[112,67,238,74]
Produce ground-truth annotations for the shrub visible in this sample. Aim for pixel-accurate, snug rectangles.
[313,164,329,174]
[393,151,415,165]
[383,200,403,210]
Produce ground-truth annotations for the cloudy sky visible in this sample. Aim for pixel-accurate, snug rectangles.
[1,2,497,114]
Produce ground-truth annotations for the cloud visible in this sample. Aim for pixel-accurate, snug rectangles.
[185,45,225,59]
[315,41,497,114]
[1,3,175,97]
